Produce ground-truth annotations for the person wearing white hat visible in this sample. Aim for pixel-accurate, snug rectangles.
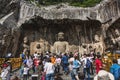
[94,70,114,80]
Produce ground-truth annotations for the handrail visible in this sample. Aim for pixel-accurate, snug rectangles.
[0,58,22,72]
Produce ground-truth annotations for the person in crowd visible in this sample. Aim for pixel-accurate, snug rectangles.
[26,56,33,68]
[11,76,20,80]
[54,73,63,80]
[117,56,120,65]
[69,61,75,80]
[42,57,47,66]
[81,54,91,80]
[41,71,45,80]
[50,55,56,64]
[88,54,94,75]
[72,56,81,80]
[94,70,114,80]
[23,55,28,65]
[33,57,40,73]
[23,64,29,80]
[40,53,44,60]
[61,53,69,74]
[95,54,103,74]
[0,62,11,80]
[110,59,120,80]
[19,63,24,78]
[26,56,33,75]
[20,52,25,62]
[37,59,43,75]
[45,52,50,58]
[68,53,74,63]
[33,52,38,59]
[44,58,55,80]
[55,55,61,73]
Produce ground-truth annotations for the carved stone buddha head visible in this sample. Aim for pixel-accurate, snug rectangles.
[58,32,64,41]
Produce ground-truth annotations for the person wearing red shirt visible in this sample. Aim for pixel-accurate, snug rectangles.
[33,58,40,73]
[95,55,103,74]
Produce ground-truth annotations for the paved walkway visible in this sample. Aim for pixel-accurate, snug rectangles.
[11,66,95,80]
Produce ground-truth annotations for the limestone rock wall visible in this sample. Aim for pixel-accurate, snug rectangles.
[0,0,19,18]
[0,0,120,56]
[0,25,22,57]
[18,0,120,26]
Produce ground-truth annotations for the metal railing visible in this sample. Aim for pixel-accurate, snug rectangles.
[0,58,22,71]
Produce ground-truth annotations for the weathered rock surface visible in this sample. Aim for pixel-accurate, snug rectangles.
[18,0,120,26]
[0,0,120,56]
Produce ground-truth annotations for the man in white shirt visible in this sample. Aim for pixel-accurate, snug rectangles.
[44,58,55,80]
[81,54,91,80]
[0,64,10,80]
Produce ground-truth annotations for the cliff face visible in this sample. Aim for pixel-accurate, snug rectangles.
[18,0,120,26]
[0,0,19,18]
[0,0,120,56]
[0,0,22,57]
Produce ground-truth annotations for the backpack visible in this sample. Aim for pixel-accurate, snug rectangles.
[86,59,91,68]
[21,53,25,59]
[23,59,27,64]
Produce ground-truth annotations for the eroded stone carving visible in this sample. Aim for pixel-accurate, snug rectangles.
[30,38,50,54]
[69,45,79,53]
[23,37,29,54]
[93,34,104,54]
[1,35,7,45]
[111,29,120,49]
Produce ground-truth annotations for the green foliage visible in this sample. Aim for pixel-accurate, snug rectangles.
[28,0,102,7]
[70,0,102,7]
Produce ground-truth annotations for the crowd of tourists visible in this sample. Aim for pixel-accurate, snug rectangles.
[1,51,120,80]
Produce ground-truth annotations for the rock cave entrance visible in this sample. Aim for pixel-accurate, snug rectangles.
[105,18,120,50]
[20,16,103,54]
[21,16,102,45]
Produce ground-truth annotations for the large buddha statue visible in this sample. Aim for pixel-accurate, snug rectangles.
[53,32,69,53]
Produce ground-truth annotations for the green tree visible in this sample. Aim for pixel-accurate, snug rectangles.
[28,0,102,7]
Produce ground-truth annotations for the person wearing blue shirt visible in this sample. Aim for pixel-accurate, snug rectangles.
[110,59,120,80]
[73,56,81,80]
[61,53,69,74]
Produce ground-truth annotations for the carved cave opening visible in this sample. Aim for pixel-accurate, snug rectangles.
[20,16,102,54]
[106,18,120,50]
[21,17,102,45]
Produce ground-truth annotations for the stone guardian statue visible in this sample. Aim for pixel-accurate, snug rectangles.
[23,37,30,54]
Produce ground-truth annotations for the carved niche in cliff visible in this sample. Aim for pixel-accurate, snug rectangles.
[30,38,50,54]
[21,17,104,54]
[106,18,120,50]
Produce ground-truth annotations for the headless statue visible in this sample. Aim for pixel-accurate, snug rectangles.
[111,29,120,49]
[93,34,104,54]
[53,32,69,53]
[30,38,50,54]
[23,37,29,54]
